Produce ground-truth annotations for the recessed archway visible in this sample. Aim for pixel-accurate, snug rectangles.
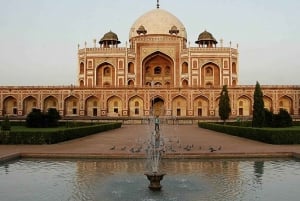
[150,97,165,116]
[128,96,144,116]
[201,62,220,87]
[44,96,58,113]
[85,96,99,116]
[3,96,17,116]
[96,62,115,87]
[172,95,187,117]
[107,96,122,116]
[23,96,37,115]
[64,96,79,116]
[237,95,252,116]
[278,95,293,114]
[142,51,174,87]
[194,96,209,117]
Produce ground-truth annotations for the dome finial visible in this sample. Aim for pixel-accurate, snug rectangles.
[156,0,160,9]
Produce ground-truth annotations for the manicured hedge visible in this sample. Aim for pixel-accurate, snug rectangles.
[0,122,122,144]
[198,122,300,144]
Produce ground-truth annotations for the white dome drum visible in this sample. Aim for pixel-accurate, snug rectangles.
[129,8,187,40]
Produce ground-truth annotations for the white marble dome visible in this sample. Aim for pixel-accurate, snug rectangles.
[129,8,187,40]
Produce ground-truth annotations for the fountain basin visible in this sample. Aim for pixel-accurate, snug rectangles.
[145,172,166,191]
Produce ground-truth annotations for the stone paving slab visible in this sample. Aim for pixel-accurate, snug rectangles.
[1,124,300,160]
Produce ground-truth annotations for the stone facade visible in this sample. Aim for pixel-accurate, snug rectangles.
[0,7,299,119]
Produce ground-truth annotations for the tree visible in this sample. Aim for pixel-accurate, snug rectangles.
[218,85,231,123]
[273,109,292,128]
[252,81,265,127]
[26,108,61,128]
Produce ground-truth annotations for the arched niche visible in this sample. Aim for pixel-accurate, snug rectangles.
[142,51,174,87]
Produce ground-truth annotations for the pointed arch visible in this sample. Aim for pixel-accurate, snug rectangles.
[172,95,187,116]
[237,95,252,116]
[107,95,122,116]
[79,62,84,74]
[23,96,38,115]
[201,62,220,87]
[263,95,273,112]
[95,62,115,87]
[278,95,293,114]
[128,62,134,74]
[128,80,134,86]
[85,95,99,116]
[3,96,17,116]
[142,51,174,87]
[194,95,209,117]
[43,96,58,113]
[128,95,144,116]
[64,95,79,116]
[182,79,188,87]
[182,62,188,74]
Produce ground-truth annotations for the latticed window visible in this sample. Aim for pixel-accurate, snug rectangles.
[154,66,161,74]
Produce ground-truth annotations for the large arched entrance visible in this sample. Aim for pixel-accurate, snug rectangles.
[143,51,174,87]
[150,97,165,116]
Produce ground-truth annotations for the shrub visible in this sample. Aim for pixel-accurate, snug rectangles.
[26,109,44,128]
[0,122,122,144]
[264,108,273,127]
[274,109,292,127]
[198,122,300,144]
[1,116,11,131]
[264,108,293,128]
[46,108,61,127]
[26,108,61,128]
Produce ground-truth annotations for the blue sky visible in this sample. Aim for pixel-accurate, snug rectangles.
[0,0,299,85]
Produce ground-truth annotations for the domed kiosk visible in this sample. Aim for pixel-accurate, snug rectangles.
[99,31,121,48]
[195,30,218,48]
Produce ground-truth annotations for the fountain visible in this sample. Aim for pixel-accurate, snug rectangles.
[144,116,166,191]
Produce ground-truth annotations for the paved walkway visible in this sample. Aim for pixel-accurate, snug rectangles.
[1,124,300,161]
